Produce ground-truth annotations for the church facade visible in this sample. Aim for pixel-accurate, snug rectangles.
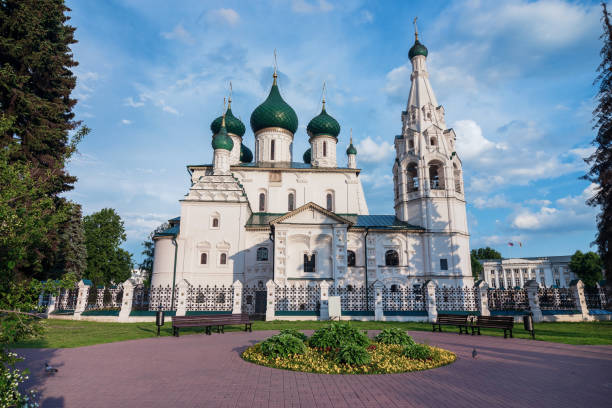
[151,35,474,291]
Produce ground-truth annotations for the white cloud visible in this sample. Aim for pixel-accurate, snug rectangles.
[355,137,394,163]
[453,119,495,160]
[121,119,132,125]
[125,97,145,108]
[473,194,511,209]
[206,8,240,25]
[74,71,100,101]
[161,23,193,43]
[292,0,333,13]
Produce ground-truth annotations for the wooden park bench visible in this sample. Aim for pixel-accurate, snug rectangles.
[432,313,470,334]
[471,315,514,338]
[172,313,252,337]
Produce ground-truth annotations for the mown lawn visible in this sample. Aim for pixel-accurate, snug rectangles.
[9,319,612,348]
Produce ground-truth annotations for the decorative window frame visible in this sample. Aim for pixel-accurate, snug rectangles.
[256,246,270,263]
[383,246,400,266]
[210,212,221,229]
[196,241,211,268]
[216,240,231,267]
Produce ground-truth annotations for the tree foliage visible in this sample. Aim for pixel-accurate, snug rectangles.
[83,209,133,286]
[584,3,612,279]
[139,222,170,286]
[569,250,603,288]
[470,247,502,280]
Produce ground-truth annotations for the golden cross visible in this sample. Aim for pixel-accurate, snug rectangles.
[413,17,419,40]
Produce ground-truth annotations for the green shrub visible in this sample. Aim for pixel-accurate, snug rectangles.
[260,334,306,358]
[309,321,370,349]
[403,343,432,360]
[334,343,371,365]
[374,328,415,346]
[279,328,307,342]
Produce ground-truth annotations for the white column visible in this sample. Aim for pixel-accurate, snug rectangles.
[175,279,190,317]
[502,270,508,289]
[519,269,525,288]
[525,280,542,322]
[476,280,490,316]
[570,280,588,320]
[494,270,500,289]
[118,280,134,322]
[374,280,384,321]
[46,295,57,316]
[74,280,89,320]
[424,280,437,322]
[232,280,243,314]
[319,281,329,320]
[265,280,276,321]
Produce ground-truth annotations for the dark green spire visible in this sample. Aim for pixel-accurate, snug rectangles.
[408,21,428,59]
[211,103,246,137]
[303,148,311,164]
[346,135,357,155]
[240,143,253,163]
[250,73,298,134]
[307,100,340,138]
[211,114,234,151]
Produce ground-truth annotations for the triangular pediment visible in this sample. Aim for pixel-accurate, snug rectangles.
[270,202,353,226]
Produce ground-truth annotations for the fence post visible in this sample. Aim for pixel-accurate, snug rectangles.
[476,280,490,316]
[74,280,89,320]
[525,280,542,322]
[570,279,588,320]
[373,281,384,321]
[424,280,437,323]
[118,280,134,322]
[46,294,57,316]
[319,281,330,320]
[175,279,189,317]
[265,280,276,321]
[232,280,243,314]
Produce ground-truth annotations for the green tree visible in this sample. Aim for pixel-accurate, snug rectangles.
[83,209,133,286]
[569,250,603,288]
[139,222,170,287]
[584,3,612,279]
[470,247,502,280]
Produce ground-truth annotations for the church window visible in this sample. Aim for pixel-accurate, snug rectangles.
[270,140,275,161]
[259,193,266,211]
[326,193,333,211]
[323,141,327,157]
[430,137,436,146]
[409,139,414,149]
[200,253,207,265]
[453,163,462,193]
[288,193,295,211]
[220,253,227,265]
[257,247,269,262]
[407,163,419,192]
[347,250,356,267]
[304,253,316,272]
[385,250,399,266]
[429,161,444,190]
[390,284,399,293]
[427,112,432,120]
[440,258,448,270]
[212,218,219,228]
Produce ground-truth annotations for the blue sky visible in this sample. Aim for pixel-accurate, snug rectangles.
[64,0,603,263]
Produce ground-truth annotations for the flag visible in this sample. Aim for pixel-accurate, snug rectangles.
[519,242,523,248]
[508,242,514,247]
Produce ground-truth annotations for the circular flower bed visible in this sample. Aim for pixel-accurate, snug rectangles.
[242,324,456,375]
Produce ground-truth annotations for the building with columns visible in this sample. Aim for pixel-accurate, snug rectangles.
[151,32,474,292]
[480,256,577,289]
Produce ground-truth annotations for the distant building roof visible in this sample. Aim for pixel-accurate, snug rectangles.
[246,212,423,230]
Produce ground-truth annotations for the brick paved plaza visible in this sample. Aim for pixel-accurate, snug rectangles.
[18,330,612,407]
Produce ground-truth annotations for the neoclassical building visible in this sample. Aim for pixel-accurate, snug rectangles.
[151,33,474,291]
[481,256,577,289]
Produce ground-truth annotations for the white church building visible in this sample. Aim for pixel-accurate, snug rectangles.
[151,33,474,292]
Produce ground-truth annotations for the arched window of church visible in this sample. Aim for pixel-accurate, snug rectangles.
[257,247,268,262]
[430,137,436,146]
[326,193,333,211]
[407,163,419,192]
[220,253,227,265]
[270,140,275,161]
[212,218,219,228]
[200,253,207,265]
[259,193,266,212]
[385,250,399,266]
[347,250,356,267]
[453,163,462,193]
[288,193,295,211]
[323,141,327,157]
[428,161,444,190]
[408,139,414,149]
[304,253,316,272]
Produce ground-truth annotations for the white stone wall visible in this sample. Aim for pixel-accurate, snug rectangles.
[255,128,293,163]
[310,135,337,168]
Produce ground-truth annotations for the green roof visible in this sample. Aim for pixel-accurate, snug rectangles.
[246,213,285,227]
[303,148,311,164]
[346,143,357,155]
[307,105,340,138]
[240,143,253,163]
[246,212,423,230]
[211,119,234,151]
[250,76,298,134]
[409,39,428,59]
[211,106,246,137]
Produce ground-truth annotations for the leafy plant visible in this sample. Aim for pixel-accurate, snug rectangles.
[374,328,415,346]
[309,321,370,349]
[334,343,371,365]
[279,328,307,342]
[260,334,306,358]
[403,343,432,360]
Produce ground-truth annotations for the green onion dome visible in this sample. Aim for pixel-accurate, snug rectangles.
[250,75,298,134]
[346,141,357,155]
[307,102,340,138]
[211,116,234,151]
[240,143,253,163]
[303,148,311,164]
[408,39,428,59]
[210,105,246,137]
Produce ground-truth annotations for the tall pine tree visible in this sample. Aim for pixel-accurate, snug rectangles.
[585,3,612,280]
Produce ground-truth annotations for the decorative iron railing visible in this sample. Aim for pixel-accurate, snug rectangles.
[56,288,78,311]
[86,286,123,310]
[275,284,320,312]
[132,285,177,311]
[487,289,529,311]
[328,285,374,311]
[435,287,478,311]
[186,285,233,311]
[382,286,425,311]
[584,287,609,310]
[537,288,576,310]
[241,286,257,315]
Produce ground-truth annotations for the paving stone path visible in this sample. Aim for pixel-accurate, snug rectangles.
[18,330,612,408]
